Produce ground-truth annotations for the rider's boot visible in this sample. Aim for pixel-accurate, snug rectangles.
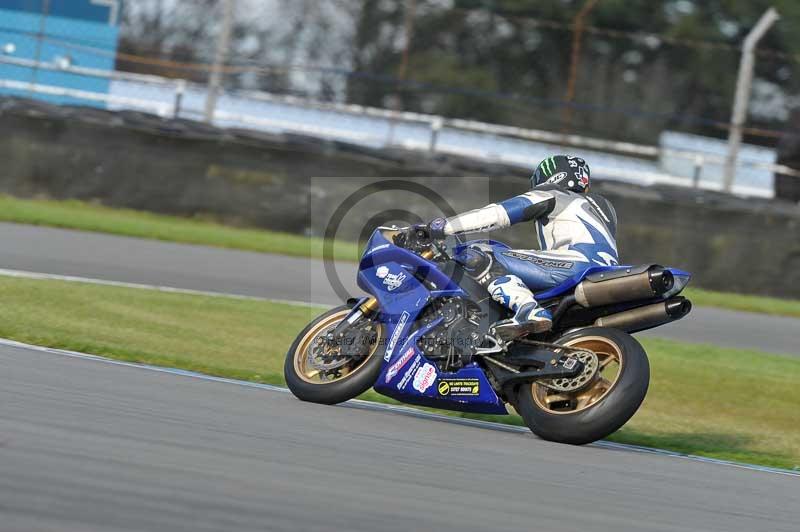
[486,275,552,341]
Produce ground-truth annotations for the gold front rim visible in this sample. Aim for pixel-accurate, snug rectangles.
[532,336,623,415]
[293,309,383,384]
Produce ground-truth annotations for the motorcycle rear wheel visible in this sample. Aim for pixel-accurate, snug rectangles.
[514,327,649,445]
[284,305,386,405]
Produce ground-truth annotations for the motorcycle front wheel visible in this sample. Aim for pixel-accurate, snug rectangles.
[514,327,649,445]
[284,305,386,405]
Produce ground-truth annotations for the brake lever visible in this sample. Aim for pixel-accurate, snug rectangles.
[392,231,408,248]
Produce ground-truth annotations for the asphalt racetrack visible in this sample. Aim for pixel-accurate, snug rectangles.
[1,343,798,532]
[1,222,798,356]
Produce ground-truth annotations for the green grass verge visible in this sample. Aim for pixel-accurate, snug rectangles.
[2,195,800,319]
[0,195,360,262]
[0,275,797,470]
[684,287,800,319]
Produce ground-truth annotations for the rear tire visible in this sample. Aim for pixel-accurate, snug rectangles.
[284,305,385,405]
[514,327,649,445]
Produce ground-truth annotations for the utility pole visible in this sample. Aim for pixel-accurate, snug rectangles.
[205,0,235,123]
[387,0,416,146]
[30,0,50,93]
[562,0,600,132]
[722,7,779,193]
[397,0,417,83]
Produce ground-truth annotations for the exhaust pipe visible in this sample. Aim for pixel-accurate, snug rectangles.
[593,297,692,333]
[575,266,674,308]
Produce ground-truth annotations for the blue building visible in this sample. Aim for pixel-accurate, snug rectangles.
[0,0,122,106]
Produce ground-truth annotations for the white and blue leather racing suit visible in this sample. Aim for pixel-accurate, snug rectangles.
[440,184,618,335]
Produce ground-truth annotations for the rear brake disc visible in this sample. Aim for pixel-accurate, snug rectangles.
[541,350,599,393]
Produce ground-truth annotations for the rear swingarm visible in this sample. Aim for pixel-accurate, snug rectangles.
[483,343,585,389]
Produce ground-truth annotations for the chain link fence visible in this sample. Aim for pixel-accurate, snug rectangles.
[2,0,800,200]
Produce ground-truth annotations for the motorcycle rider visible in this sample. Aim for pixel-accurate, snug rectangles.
[427,155,618,340]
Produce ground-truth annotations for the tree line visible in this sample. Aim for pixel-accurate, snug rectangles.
[118,0,800,146]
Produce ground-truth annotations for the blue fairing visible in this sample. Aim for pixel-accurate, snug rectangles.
[664,268,692,298]
[373,315,506,414]
[359,229,507,415]
[358,230,466,318]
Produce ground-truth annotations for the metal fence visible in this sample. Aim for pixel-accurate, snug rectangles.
[2,54,799,200]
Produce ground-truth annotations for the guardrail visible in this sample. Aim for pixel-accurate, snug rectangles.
[1,55,798,199]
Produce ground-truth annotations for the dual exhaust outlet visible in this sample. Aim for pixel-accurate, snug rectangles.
[573,266,691,333]
[594,297,692,333]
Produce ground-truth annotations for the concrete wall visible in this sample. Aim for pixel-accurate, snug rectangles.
[2,98,799,298]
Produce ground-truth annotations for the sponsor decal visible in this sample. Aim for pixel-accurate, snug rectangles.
[502,251,574,269]
[367,244,390,254]
[412,363,437,393]
[376,266,407,291]
[385,346,416,383]
[397,355,421,390]
[541,156,557,176]
[546,171,568,184]
[437,378,480,396]
[384,272,406,291]
[384,311,410,361]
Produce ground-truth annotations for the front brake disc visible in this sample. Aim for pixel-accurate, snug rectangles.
[308,326,376,371]
[306,342,350,371]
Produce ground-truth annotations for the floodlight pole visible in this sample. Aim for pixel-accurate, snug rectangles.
[722,7,779,193]
[205,0,235,123]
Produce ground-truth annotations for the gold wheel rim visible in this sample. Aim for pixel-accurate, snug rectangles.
[293,309,384,385]
[532,336,623,415]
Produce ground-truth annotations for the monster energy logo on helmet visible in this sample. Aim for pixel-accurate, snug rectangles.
[540,156,557,177]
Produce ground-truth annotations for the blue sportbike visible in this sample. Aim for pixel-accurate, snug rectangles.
[285,226,691,444]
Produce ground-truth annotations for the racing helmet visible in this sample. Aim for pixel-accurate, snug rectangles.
[531,155,590,193]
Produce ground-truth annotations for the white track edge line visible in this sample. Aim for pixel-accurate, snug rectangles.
[1,337,797,478]
[0,268,330,308]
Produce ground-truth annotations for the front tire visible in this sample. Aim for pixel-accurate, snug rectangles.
[514,327,649,445]
[284,305,385,405]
